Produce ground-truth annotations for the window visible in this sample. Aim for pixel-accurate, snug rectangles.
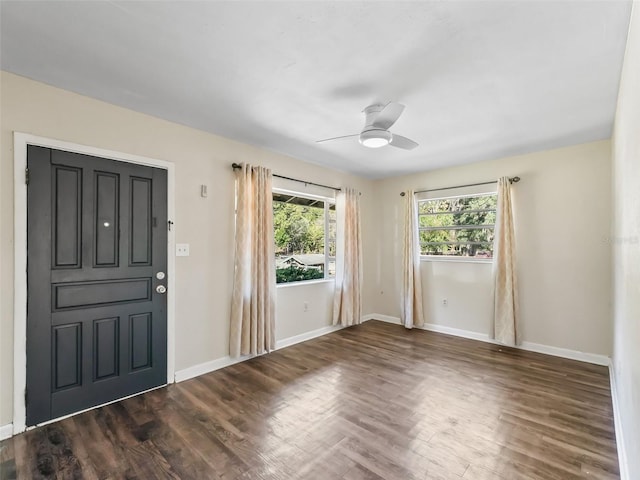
[273,191,336,284]
[418,192,497,258]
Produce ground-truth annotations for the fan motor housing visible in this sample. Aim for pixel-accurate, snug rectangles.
[363,104,386,128]
[359,129,392,148]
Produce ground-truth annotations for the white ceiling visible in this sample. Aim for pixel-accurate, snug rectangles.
[0,1,632,179]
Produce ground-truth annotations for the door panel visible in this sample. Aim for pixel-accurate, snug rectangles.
[26,146,168,426]
[94,172,119,267]
[52,278,152,310]
[94,317,119,380]
[130,177,152,266]
[130,313,152,370]
[52,165,82,269]
[52,323,82,390]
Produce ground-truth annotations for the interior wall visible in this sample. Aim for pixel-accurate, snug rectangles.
[611,2,640,477]
[0,70,621,435]
[371,141,613,356]
[0,71,375,426]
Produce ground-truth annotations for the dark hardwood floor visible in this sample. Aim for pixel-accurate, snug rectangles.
[0,320,619,479]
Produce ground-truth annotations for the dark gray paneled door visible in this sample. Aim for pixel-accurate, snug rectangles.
[26,146,168,426]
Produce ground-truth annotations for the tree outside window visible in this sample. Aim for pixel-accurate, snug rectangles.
[273,192,335,283]
[418,193,497,258]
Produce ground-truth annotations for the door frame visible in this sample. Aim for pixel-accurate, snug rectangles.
[13,132,176,435]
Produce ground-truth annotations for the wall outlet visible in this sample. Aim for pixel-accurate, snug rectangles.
[442,298,448,306]
[176,244,190,257]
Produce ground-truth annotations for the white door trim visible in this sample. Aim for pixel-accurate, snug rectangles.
[13,132,176,435]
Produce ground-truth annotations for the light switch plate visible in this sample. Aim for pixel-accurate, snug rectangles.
[176,243,190,257]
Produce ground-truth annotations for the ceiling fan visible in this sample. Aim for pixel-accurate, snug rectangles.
[316,102,418,150]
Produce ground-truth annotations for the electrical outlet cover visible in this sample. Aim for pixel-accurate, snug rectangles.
[176,243,190,256]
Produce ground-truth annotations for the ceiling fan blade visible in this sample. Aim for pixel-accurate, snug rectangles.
[389,134,419,150]
[372,102,405,130]
[316,134,360,143]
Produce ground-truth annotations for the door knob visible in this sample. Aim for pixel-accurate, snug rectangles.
[156,285,167,294]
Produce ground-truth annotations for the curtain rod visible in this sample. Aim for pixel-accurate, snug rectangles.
[231,163,341,192]
[399,176,520,196]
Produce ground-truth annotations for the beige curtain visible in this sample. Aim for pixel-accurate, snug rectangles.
[493,177,519,345]
[402,190,425,328]
[229,163,276,358]
[332,188,363,326]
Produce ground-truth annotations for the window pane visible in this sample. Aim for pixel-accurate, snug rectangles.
[418,193,497,258]
[273,195,333,283]
[419,213,455,228]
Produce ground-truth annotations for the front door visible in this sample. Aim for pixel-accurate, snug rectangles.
[26,146,168,426]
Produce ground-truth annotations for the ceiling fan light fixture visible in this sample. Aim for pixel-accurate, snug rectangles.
[359,129,392,148]
[317,102,417,150]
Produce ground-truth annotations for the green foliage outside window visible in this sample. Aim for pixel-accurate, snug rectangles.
[419,194,497,257]
[273,196,335,283]
[275,265,324,283]
[273,201,324,256]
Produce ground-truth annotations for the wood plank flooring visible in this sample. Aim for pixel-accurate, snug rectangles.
[0,320,619,479]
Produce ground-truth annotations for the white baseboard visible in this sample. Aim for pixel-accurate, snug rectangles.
[275,324,344,349]
[609,360,630,480]
[363,313,401,325]
[365,314,610,366]
[174,355,250,383]
[1,423,14,440]
[174,323,348,383]
[519,340,609,366]
[421,321,492,343]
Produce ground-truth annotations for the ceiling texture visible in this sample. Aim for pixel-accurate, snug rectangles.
[0,1,632,179]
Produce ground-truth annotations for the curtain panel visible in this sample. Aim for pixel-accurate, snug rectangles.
[402,190,425,328]
[229,163,276,357]
[493,177,519,345]
[333,188,363,326]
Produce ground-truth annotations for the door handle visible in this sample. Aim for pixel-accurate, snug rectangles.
[156,285,167,294]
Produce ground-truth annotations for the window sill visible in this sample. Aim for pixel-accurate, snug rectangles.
[420,256,493,264]
[276,278,335,288]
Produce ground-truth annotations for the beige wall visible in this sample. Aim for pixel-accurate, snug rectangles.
[0,71,375,425]
[612,2,640,477]
[371,141,613,355]
[0,70,619,434]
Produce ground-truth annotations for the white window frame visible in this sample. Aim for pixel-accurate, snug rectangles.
[272,188,336,285]
[418,191,497,263]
